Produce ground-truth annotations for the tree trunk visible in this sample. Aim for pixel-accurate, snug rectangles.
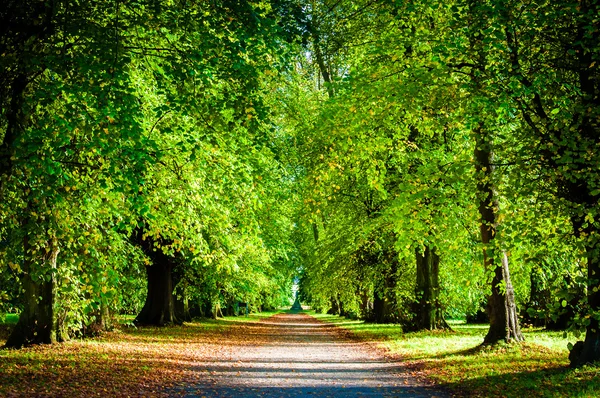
[369,261,398,324]
[212,301,224,319]
[84,295,113,336]
[501,252,522,342]
[371,293,390,323]
[327,296,341,315]
[571,263,600,366]
[358,288,370,319]
[413,246,449,330]
[135,256,180,326]
[5,237,60,348]
[524,267,547,327]
[132,228,181,326]
[570,233,600,367]
[99,298,112,331]
[174,282,192,322]
[474,128,524,344]
[338,297,349,317]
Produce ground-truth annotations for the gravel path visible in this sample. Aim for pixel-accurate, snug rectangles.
[176,312,449,397]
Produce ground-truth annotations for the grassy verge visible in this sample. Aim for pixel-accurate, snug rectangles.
[311,312,600,398]
[222,309,283,323]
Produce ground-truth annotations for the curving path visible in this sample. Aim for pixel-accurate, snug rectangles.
[175,312,448,397]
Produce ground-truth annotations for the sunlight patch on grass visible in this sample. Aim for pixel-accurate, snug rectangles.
[222,309,283,323]
[1,313,19,325]
[313,312,600,397]
[118,314,136,323]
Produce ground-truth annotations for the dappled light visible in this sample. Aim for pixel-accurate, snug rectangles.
[1,0,600,396]
[316,313,600,397]
[1,312,448,397]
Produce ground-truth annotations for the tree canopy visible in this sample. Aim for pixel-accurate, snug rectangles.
[1,0,599,367]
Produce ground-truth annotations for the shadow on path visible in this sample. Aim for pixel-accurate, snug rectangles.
[174,312,448,397]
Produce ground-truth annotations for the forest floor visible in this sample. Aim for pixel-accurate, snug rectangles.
[0,311,446,397]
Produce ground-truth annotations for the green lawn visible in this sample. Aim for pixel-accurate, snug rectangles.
[221,309,284,323]
[312,312,600,398]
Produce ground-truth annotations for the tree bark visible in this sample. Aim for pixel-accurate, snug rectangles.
[358,288,370,319]
[135,257,180,326]
[213,301,224,319]
[132,227,181,326]
[413,245,450,330]
[570,215,600,366]
[474,128,524,344]
[85,295,113,336]
[174,282,192,322]
[371,292,395,323]
[369,257,398,324]
[501,252,523,342]
[327,295,342,316]
[571,254,600,366]
[5,236,60,348]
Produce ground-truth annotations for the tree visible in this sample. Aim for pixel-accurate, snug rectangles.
[484,0,600,364]
[1,0,297,344]
[473,126,523,343]
[1,0,155,346]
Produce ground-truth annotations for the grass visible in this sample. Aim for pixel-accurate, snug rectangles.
[222,309,283,323]
[0,313,19,342]
[311,312,600,397]
[1,313,19,324]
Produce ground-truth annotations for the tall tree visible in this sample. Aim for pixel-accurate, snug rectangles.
[485,0,600,364]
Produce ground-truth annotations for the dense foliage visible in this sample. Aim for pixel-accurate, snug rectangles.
[1,0,599,366]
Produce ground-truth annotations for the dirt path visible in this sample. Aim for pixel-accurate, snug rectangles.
[175,312,448,397]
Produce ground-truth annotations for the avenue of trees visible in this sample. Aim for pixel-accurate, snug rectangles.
[1,0,599,367]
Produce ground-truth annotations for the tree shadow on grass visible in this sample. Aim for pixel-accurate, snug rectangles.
[442,365,600,398]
